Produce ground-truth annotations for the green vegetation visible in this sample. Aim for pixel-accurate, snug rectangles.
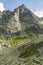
[11,37,28,45]
[10,34,43,46]
[19,43,39,58]
[0,36,3,40]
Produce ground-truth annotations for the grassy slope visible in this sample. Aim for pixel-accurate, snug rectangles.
[0,34,43,65]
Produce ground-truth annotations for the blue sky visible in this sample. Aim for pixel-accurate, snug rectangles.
[0,0,43,11]
[0,0,43,17]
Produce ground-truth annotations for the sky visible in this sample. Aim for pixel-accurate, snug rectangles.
[0,0,43,17]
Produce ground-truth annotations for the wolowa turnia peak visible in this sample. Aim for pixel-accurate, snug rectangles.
[0,4,42,39]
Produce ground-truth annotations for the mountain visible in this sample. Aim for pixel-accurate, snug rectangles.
[0,4,43,65]
[0,4,42,39]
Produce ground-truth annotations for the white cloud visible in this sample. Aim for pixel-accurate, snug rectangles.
[0,2,5,12]
[33,10,43,18]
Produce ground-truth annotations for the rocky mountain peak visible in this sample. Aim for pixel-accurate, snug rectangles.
[13,4,28,13]
[19,4,26,8]
[0,4,42,38]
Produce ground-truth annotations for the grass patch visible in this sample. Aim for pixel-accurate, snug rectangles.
[11,37,28,45]
[11,34,43,45]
